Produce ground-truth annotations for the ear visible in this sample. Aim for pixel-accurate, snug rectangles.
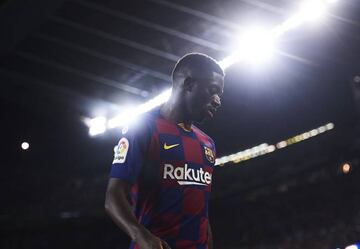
[183,77,195,92]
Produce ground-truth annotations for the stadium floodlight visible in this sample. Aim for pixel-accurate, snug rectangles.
[219,28,277,67]
[107,107,138,129]
[215,122,334,166]
[21,142,30,150]
[273,0,330,38]
[88,116,107,136]
[325,122,334,130]
[136,88,172,115]
[341,163,351,174]
[238,28,277,65]
[219,0,330,68]
[299,0,328,22]
[273,0,328,36]
[107,89,172,130]
[276,141,287,149]
[345,245,359,249]
[88,0,339,136]
[215,143,274,166]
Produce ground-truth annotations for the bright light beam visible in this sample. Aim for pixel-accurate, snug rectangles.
[88,0,337,135]
[220,27,277,68]
[222,0,329,67]
[105,89,172,131]
[215,122,334,166]
[21,142,30,150]
[345,244,360,249]
[300,0,328,22]
[88,116,107,136]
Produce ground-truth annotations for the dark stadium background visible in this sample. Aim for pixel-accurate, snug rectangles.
[1,0,360,248]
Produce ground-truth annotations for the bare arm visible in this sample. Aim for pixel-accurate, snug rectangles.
[105,178,171,249]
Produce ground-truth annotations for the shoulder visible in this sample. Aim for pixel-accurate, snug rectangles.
[131,108,160,131]
[112,110,159,163]
[192,125,216,148]
[116,109,158,140]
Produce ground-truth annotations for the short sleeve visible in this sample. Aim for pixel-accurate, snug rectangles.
[210,138,216,161]
[109,120,151,184]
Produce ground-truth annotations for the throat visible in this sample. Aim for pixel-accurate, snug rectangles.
[160,102,192,128]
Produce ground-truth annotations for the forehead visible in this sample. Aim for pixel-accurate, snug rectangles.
[202,72,224,89]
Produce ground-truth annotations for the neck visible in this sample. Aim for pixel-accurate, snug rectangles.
[160,94,192,128]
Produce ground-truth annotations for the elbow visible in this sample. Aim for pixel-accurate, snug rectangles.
[104,202,109,214]
[104,194,111,215]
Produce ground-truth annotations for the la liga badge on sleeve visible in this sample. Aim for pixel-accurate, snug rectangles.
[204,146,215,164]
[113,137,129,164]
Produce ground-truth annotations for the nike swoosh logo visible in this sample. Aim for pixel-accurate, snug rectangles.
[164,143,179,150]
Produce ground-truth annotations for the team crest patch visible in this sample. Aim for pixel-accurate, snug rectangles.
[204,146,215,164]
[113,137,129,164]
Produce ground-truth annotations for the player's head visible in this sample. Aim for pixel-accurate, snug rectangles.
[172,53,225,122]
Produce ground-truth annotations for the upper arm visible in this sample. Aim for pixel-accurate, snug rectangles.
[106,178,130,195]
[109,119,152,184]
[105,178,131,209]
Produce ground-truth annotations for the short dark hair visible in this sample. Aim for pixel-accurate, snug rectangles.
[172,53,224,82]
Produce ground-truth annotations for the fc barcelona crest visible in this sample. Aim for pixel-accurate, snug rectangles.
[204,146,215,164]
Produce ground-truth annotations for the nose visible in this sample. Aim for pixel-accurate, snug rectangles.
[212,95,221,108]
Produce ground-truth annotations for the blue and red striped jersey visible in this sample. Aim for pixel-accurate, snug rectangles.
[110,108,216,249]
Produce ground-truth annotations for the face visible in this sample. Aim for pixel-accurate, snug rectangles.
[184,71,224,123]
